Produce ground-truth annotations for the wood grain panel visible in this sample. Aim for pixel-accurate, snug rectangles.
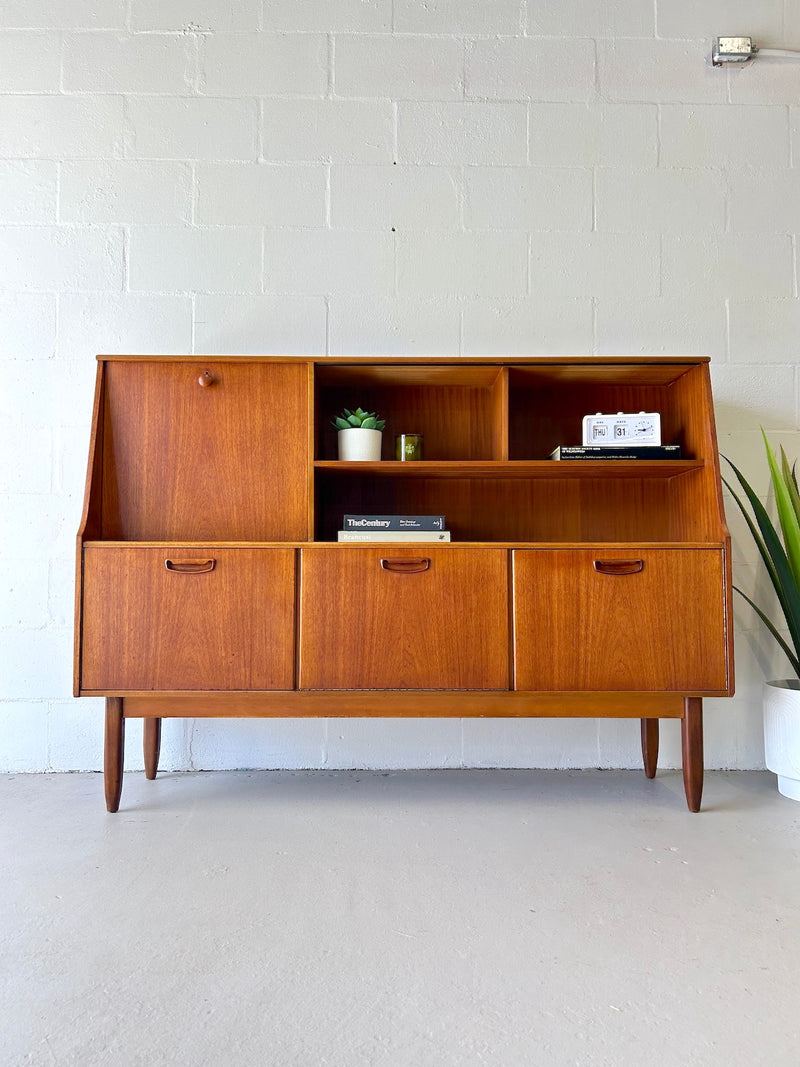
[313,471,682,543]
[81,547,295,691]
[316,384,499,461]
[120,691,687,718]
[299,547,509,689]
[513,548,729,692]
[101,360,308,540]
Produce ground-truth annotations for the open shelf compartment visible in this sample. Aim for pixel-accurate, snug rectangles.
[315,363,508,462]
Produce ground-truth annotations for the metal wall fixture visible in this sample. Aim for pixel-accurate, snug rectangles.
[712,36,800,65]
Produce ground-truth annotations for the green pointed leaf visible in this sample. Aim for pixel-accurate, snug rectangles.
[361,416,377,429]
[722,474,782,594]
[332,417,350,431]
[733,585,800,677]
[764,430,800,587]
[723,452,800,673]
[347,413,362,427]
[781,446,800,528]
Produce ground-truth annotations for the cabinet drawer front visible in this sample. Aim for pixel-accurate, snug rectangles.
[299,548,509,690]
[513,549,728,692]
[81,548,295,691]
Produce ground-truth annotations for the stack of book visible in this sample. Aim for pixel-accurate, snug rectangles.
[337,515,450,541]
[548,444,682,460]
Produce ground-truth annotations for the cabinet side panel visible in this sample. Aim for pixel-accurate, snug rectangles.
[75,361,106,695]
[668,364,729,541]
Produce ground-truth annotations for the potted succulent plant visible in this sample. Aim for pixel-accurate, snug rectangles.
[724,430,800,800]
[332,407,385,461]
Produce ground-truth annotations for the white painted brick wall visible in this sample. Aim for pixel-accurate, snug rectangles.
[595,168,726,233]
[0,2,127,29]
[464,166,592,231]
[467,37,596,102]
[0,95,125,157]
[199,33,328,96]
[60,161,193,224]
[196,162,327,226]
[331,165,460,229]
[0,161,58,224]
[62,31,196,94]
[398,102,528,164]
[0,31,61,92]
[131,1,260,33]
[334,34,463,100]
[126,97,258,160]
[128,226,262,292]
[263,99,393,162]
[529,103,657,166]
[263,0,391,34]
[329,295,460,355]
[2,0,799,775]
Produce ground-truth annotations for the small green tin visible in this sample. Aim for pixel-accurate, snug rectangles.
[395,434,424,461]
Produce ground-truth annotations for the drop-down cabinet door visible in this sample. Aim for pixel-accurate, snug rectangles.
[98,359,309,542]
[80,547,295,692]
[299,547,509,690]
[513,548,730,693]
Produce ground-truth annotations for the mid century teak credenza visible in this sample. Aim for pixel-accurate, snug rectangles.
[74,355,734,811]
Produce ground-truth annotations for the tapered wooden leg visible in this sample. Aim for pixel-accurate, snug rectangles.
[143,718,161,780]
[640,718,659,779]
[104,697,125,813]
[681,697,704,813]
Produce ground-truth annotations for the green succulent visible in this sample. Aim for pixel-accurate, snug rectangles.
[331,407,385,432]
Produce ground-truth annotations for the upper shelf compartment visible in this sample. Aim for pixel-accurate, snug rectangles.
[507,361,707,461]
[315,362,508,461]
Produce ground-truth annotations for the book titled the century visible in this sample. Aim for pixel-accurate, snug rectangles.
[337,530,451,542]
[342,514,446,531]
[548,445,682,460]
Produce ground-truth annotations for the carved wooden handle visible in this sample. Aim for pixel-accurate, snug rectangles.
[165,558,216,573]
[198,369,215,387]
[593,559,644,575]
[380,558,431,573]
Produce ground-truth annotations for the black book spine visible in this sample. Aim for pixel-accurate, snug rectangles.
[549,445,682,460]
[342,514,446,531]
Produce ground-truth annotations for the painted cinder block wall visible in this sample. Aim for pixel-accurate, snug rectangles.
[2,0,799,773]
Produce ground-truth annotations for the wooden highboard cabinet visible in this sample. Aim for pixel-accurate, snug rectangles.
[74,356,734,812]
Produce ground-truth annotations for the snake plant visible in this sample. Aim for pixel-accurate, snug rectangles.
[723,430,800,679]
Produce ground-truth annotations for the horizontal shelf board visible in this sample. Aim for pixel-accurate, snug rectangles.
[316,364,503,388]
[314,459,703,479]
[83,539,726,550]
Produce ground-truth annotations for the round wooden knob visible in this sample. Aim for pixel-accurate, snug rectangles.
[198,369,215,387]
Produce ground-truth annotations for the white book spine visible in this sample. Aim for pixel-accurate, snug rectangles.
[337,531,451,542]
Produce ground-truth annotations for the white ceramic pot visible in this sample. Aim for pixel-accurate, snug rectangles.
[337,427,382,461]
[763,679,800,801]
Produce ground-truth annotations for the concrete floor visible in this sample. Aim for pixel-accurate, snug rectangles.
[3,769,800,1067]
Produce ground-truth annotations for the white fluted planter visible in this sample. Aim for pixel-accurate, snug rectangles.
[337,428,382,461]
[764,680,800,801]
